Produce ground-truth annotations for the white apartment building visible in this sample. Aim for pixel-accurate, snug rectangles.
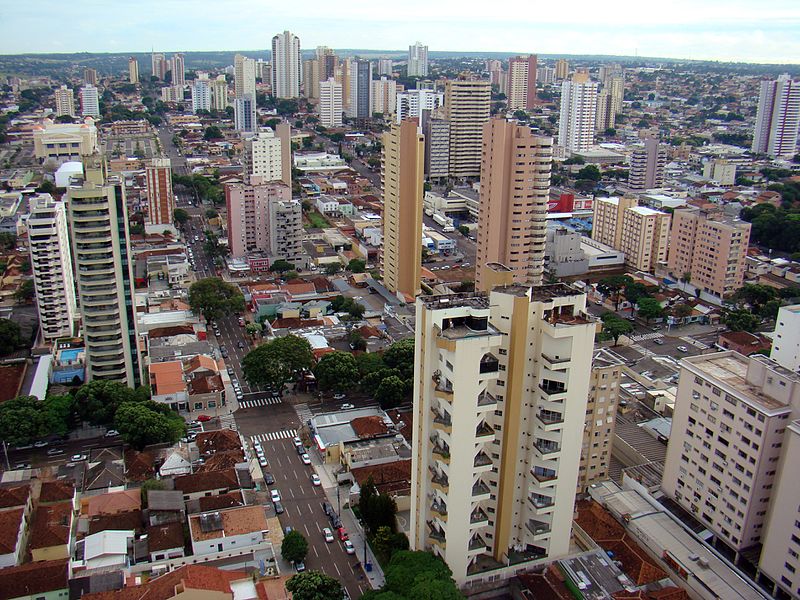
[411,279,595,585]
[79,85,100,118]
[396,89,444,123]
[318,78,343,128]
[27,194,77,341]
[234,54,256,99]
[408,42,429,77]
[242,129,283,183]
[170,53,185,86]
[191,77,212,113]
[771,305,800,371]
[67,158,141,386]
[271,31,302,99]
[557,73,598,154]
[233,95,257,132]
[54,85,75,118]
[663,352,797,558]
[211,75,228,111]
[33,119,98,164]
[160,85,185,104]
[371,77,397,116]
[752,74,800,158]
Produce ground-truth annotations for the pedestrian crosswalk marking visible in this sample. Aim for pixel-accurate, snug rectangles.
[680,336,710,350]
[295,403,313,425]
[630,332,664,342]
[249,429,298,442]
[238,396,282,409]
[218,412,238,431]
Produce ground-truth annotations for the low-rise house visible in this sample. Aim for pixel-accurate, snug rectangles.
[0,558,69,600]
[81,489,141,518]
[0,484,32,568]
[188,506,269,556]
[173,469,241,502]
[147,490,185,526]
[146,522,185,562]
[72,529,134,574]
[29,502,73,561]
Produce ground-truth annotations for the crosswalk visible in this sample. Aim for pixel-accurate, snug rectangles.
[680,336,710,350]
[295,403,313,426]
[630,332,664,342]
[218,412,237,431]
[249,429,298,442]
[238,396,282,409]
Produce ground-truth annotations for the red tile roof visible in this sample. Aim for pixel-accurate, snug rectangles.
[350,460,412,495]
[195,429,241,454]
[0,507,24,554]
[0,483,30,509]
[147,522,184,552]
[0,559,68,598]
[29,502,72,550]
[173,469,239,495]
[39,481,74,504]
[0,364,25,402]
[124,449,156,482]
[88,509,144,536]
[350,415,390,439]
[197,449,244,472]
[197,490,244,512]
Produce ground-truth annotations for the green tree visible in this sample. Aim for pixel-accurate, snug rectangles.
[0,318,22,353]
[382,338,415,379]
[188,278,245,322]
[636,297,664,322]
[347,258,366,273]
[577,164,601,181]
[457,225,470,236]
[724,309,761,333]
[0,232,16,250]
[624,282,650,307]
[74,380,138,425]
[0,396,51,446]
[356,352,385,377]
[281,530,309,563]
[173,208,189,226]
[383,551,456,597]
[245,322,262,337]
[269,259,295,274]
[359,476,399,533]
[348,330,367,352]
[325,263,343,276]
[43,394,75,436]
[734,284,777,312]
[314,351,360,392]
[375,375,405,409]
[203,125,223,140]
[286,571,343,600]
[205,208,219,220]
[14,279,35,303]
[597,275,634,311]
[599,313,634,346]
[114,402,185,450]
[242,335,314,392]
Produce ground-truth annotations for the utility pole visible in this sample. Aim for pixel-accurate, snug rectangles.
[2,440,9,471]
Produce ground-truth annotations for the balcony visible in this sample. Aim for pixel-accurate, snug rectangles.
[535,409,564,431]
[432,444,451,464]
[473,452,492,470]
[528,494,555,514]
[531,466,558,486]
[427,522,446,548]
[541,352,570,370]
[479,354,499,374]
[477,390,497,410]
[539,382,568,398]
[430,468,449,493]
[470,508,489,527]
[468,535,487,553]
[526,519,551,540]
[533,439,561,458]
[430,500,448,520]
[432,410,452,434]
[475,422,494,440]
[472,480,491,500]
[434,380,454,402]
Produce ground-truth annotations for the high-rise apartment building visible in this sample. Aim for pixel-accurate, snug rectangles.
[67,157,140,386]
[371,77,397,116]
[316,47,338,80]
[702,159,737,186]
[663,353,798,558]
[54,85,75,118]
[771,305,800,371]
[303,59,321,99]
[336,59,354,113]
[377,58,394,76]
[476,118,552,291]
[595,89,615,132]
[486,59,503,87]
[191,77,212,113]
[83,68,97,87]
[381,120,424,301]
[161,85,185,104]
[506,54,537,111]
[27,194,77,341]
[667,207,750,298]
[319,78,343,128]
[170,53,185,86]
[255,59,271,83]
[410,281,595,585]
[423,112,450,180]
[558,72,598,154]
[554,59,569,80]
[271,31,302,99]
[537,66,555,85]
[591,195,637,249]
[408,42,428,77]
[145,158,174,227]
[578,349,623,493]
[79,85,100,117]
[151,52,167,80]
[444,78,491,178]
[396,89,444,123]
[211,75,228,111]
[225,182,301,263]
[128,57,139,84]
[347,59,372,120]
[234,54,257,99]
[752,74,800,158]
[233,95,257,132]
[242,129,284,183]
[628,138,666,190]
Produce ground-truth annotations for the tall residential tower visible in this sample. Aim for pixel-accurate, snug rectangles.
[752,74,800,158]
[271,31,302,98]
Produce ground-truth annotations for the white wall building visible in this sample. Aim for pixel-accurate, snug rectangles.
[189,507,270,556]
[271,31,302,99]
[242,129,283,182]
[408,41,429,77]
[234,53,256,99]
[233,94,257,132]
[79,84,100,117]
[396,89,444,123]
[752,74,800,158]
[557,73,598,154]
[371,77,397,116]
[771,305,800,371]
[191,77,212,113]
[319,78,343,128]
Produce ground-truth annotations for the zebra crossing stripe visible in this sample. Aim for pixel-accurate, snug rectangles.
[238,397,282,409]
[249,429,297,442]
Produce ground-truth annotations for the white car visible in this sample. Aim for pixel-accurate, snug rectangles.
[270,489,281,502]
[301,453,311,465]
[340,403,355,410]
[322,528,334,543]
[677,345,689,353]
[293,437,303,447]
[258,456,268,468]
[253,440,262,450]
[311,473,321,486]
[105,429,120,437]
[344,539,356,554]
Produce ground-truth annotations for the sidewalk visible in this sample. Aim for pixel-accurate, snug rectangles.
[311,448,386,589]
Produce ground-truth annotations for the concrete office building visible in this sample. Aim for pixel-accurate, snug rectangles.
[151,52,167,80]
[537,66,555,85]
[663,353,797,559]
[234,54,256,100]
[381,120,424,301]
[79,84,100,117]
[410,280,595,585]
[702,159,737,186]
[54,85,75,118]
[233,95,257,132]
[770,305,800,371]
[27,194,77,341]
[348,59,372,120]
[128,57,139,84]
[271,31,302,99]
[211,75,228,111]
[371,77,397,116]
[423,113,450,179]
[476,118,552,291]
[396,89,444,123]
[595,90,616,132]
[242,129,284,183]
[557,72,598,154]
[191,77,212,113]
[628,138,666,190]
[554,59,569,80]
[170,53,185,86]
[444,78,491,178]
[33,119,98,164]
[752,74,800,158]
[506,54,537,111]
[667,207,750,298]
[336,59,354,113]
[161,85,185,104]
[145,158,174,227]
[377,58,394,76]
[67,157,141,386]
[303,59,320,99]
[408,41,428,77]
[225,182,301,262]
[319,78,343,128]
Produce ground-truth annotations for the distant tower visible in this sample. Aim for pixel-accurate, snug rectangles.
[444,78,491,178]
[347,59,372,120]
[319,78,343,128]
[628,138,666,190]
[506,55,537,110]
[554,58,569,80]
[408,42,429,77]
[211,75,228,111]
[146,158,175,227]
[234,54,256,99]
[234,95,257,132]
[128,57,139,84]
[151,52,167,80]
[54,85,75,117]
[752,74,800,158]
[79,85,100,118]
[271,31,302,99]
[170,53,185,86]
[558,72,598,154]
[83,68,97,87]
[191,77,212,113]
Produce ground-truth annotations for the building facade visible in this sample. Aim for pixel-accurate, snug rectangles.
[619,206,671,272]
[396,89,444,123]
[506,54,537,111]
[54,85,75,118]
[27,194,77,341]
[128,57,139,84]
[371,77,397,116]
[33,119,98,164]
[271,31,302,99]
[752,74,800,158]
[242,129,284,183]
[79,84,100,118]
[170,53,185,86]
[557,72,598,154]
[381,120,424,301]
[476,118,551,291]
[210,75,228,111]
[319,78,343,128]
[444,78,491,178]
[233,95,257,132]
[554,59,569,80]
[191,77,212,113]
[348,60,372,120]
[628,138,666,190]
[146,158,174,227]
[234,54,256,100]
[423,113,450,179]
[410,282,595,585]
[408,42,428,77]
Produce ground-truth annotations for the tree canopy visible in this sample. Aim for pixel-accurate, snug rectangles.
[114,401,185,450]
[285,572,343,600]
[74,380,142,425]
[347,258,366,273]
[269,259,295,274]
[636,297,664,321]
[599,312,633,346]
[314,351,360,393]
[188,278,245,322]
[173,208,190,225]
[597,275,634,310]
[723,309,761,333]
[0,318,23,354]
[242,335,314,392]
[0,396,62,446]
[281,530,309,564]
[373,551,459,600]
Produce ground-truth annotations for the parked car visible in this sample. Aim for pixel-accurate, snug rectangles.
[46,448,65,456]
[337,527,349,541]
[273,501,284,514]
[293,436,303,448]
[344,540,356,554]
[105,429,120,437]
[322,501,333,516]
[258,456,268,468]
[13,463,31,470]
[333,393,346,401]
[677,345,689,353]
[237,341,245,349]
[33,440,48,448]
[197,414,213,422]
[340,403,355,410]
[311,473,321,486]
[284,526,293,535]
[322,528,334,543]
[653,339,664,345]
[264,472,275,485]
[301,453,311,465]
[71,454,87,462]
[270,489,281,502]
[294,560,305,572]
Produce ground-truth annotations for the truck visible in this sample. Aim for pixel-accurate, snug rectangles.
[432,212,454,231]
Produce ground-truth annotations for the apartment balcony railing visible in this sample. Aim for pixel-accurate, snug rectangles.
[539,383,568,397]
[533,439,561,456]
[526,519,551,538]
[473,452,492,468]
[475,422,494,439]
[472,481,490,498]
[470,508,489,526]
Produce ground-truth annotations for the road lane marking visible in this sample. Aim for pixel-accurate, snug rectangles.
[334,563,341,576]
[248,429,297,442]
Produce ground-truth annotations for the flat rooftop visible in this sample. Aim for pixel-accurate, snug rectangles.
[494,282,583,301]
[419,292,490,310]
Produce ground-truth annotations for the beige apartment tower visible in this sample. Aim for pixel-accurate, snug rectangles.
[476,118,552,292]
[410,281,595,585]
[667,207,750,298]
[54,85,75,118]
[444,78,491,178]
[381,120,424,301]
[554,59,569,80]
[128,57,139,84]
[506,55,537,111]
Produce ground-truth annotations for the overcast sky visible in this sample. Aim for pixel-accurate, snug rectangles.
[2,0,799,63]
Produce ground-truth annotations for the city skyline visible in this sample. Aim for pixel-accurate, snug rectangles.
[1,0,799,64]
